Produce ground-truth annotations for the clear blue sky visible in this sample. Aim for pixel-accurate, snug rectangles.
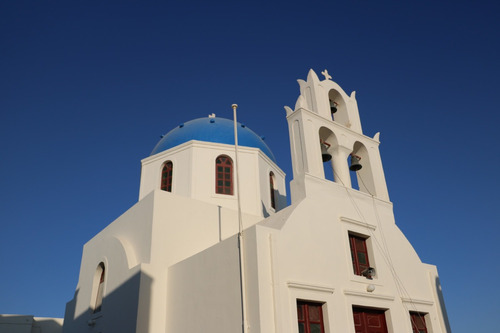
[1,1,498,332]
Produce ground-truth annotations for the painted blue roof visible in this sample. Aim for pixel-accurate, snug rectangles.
[151,117,276,162]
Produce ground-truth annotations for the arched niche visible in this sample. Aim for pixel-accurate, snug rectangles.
[328,89,348,126]
[319,127,339,182]
[91,262,105,313]
[351,141,376,195]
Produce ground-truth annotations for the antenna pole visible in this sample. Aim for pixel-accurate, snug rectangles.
[232,103,248,333]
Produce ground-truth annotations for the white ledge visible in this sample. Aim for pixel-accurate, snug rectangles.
[401,297,434,306]
[343,289,395,301]
[287,281,335,294]
[340,217,377,230]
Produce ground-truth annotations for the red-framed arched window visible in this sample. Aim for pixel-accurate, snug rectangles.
[270,172,276,209]
[161,161,173,192]
[215,155,233,195]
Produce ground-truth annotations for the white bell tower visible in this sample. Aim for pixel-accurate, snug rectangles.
[286,69,390,203]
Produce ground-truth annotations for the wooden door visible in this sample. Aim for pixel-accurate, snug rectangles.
[353,307,388,333]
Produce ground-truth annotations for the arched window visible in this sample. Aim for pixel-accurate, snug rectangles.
[269,172,276,209]
[215,155,233,195]
[161,161,173,192]
[93,263,105,313]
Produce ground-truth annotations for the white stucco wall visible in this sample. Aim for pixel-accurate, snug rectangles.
[166,235,242,332]
[0,315,63,333]
[242,175,449,333]
[63,186,271,333]
[139,140,286,217]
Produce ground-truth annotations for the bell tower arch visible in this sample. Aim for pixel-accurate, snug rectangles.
[285,69,389,203]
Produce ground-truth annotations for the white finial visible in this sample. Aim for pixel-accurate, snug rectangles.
[208,113,216,118]
[232,104,238,110]
[321,69,332,80]
[284,105,293,116]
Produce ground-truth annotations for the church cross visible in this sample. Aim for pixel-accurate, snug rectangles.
[321,69,332,80]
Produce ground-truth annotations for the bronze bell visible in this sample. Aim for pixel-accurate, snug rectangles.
[330,100,337,114]
[349,155,362,171]
[321,144,332,162]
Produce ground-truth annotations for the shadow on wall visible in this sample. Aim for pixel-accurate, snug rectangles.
[166,235,243,332]
[261,191,287,218]
[63,271,153,333]
[0,315,63,333]
[218,205,222,241]
[262,201,269,217]
[435,276,452,333]
[277,192,287,211]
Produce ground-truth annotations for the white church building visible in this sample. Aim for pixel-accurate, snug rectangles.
[2,70,451,333]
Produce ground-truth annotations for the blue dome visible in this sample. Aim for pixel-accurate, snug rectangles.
[151,117,276,162]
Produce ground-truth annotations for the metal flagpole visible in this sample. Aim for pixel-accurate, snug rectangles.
[232,103,248,333]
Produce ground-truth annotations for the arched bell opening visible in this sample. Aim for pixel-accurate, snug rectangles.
[328,89,348,125]
[350,142,376,195]
[319,127,338,183]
